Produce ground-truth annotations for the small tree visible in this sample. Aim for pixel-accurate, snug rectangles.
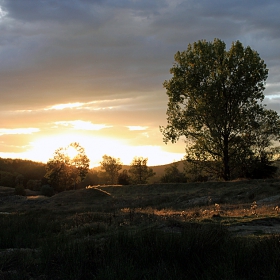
[129,157,155,184]
[45,142,90,192]
[161,162,187,183]
[100,155,122,185]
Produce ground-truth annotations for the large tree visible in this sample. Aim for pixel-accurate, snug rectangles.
[100,155,122,184]
[161,39,280,181]
[45,142,90,191]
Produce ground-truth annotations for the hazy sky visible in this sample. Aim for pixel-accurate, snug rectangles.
[0,0,280,167]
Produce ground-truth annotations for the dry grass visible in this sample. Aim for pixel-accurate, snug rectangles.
[1,179,280,234]
[120,202,280,223]
[1,179,280,279]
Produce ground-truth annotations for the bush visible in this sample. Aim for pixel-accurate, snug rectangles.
[14,184,26,196]
[26,179,41,191]
[118,169,130,185]
[0,171,15,187]
[41,185,54,197]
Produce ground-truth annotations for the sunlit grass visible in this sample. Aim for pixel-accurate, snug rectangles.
[121,202,280,222]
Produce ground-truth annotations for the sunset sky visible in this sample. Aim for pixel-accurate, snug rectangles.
[0,0,280,167]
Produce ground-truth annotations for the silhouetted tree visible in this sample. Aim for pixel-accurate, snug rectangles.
[100,155,122,184]
[129,157,155,184]
[161,38,280,180]
[45,142,90,192]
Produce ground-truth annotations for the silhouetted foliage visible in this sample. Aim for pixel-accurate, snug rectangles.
[44,142,90,192]
[129,157,155,184]
[79,170,101,188]
[243,159,278,179]
[118,169,130,185]
[0,157,45,187]
[100,155,122,184]
[41,184,54,197]
[15,174,24,186]
[0,171,16,187]
[26,179,41,191]
[161,162,187,183]
[14,184,26,196]
[161,38,280,180]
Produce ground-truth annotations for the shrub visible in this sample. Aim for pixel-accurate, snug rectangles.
[41,185,54,197]
[118,169,130,185]
[14,184,26,196]
[0,171,15,187]
[26,179,41,191]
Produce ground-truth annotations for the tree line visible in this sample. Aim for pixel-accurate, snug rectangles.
[0,145,189,196]
[44,145,156,194]
[0,144,157,195]
[0,158,46,188]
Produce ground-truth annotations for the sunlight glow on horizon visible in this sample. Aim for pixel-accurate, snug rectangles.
[0,133,185,168]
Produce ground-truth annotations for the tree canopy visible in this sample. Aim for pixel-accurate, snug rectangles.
[100,155,122,184]
[129,157,155,184]
[161,38,280,180]
[45,142,90,191]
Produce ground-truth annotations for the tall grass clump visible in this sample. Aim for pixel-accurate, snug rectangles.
[1,220,280,279]
[32,224,233,279]
[94,224,232,279]
[96,226,280,280]
[0,210,61,249]
[232,235,280,280]
[40,235,101,280]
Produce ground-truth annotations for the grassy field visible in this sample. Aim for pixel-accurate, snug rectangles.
[1,179,280,279]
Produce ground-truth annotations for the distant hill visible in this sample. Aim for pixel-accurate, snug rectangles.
[0,157,46,187]
[0,156,186,188]
[92,160,185,183]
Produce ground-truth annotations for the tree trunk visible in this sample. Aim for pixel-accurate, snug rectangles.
[223,136,230,181]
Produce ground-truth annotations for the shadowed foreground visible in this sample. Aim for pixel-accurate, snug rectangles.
[0,180,280,279]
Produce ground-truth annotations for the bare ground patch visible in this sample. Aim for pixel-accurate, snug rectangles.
[228,217,280,236]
